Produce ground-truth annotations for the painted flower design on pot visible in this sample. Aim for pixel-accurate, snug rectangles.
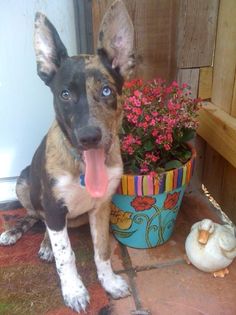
[164,191,180,210]
[131,196,156,211]
[130,196,165,246]
[110,204,132,229]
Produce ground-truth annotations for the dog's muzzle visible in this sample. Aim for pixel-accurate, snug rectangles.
[75,126,102,150]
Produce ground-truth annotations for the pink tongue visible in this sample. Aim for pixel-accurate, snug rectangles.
[84,148,108,198]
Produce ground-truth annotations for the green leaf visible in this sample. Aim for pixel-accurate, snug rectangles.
[136,128,144,137]
[179,129,195,142]
[179,150,192,162]
[144,140,154,151]
[170,146,192,163]
[156,167,166,173]
[164,159,183,170]
[112,229,138,238]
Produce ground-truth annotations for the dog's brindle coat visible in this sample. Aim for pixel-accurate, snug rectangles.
[0,1,134,312]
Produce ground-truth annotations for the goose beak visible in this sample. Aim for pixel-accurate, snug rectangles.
[198,230,210,245]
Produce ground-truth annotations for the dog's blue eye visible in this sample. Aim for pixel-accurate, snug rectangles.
[61,90,70,100]
[102,86,112,97]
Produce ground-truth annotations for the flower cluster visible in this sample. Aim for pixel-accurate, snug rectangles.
[120,78,201,174]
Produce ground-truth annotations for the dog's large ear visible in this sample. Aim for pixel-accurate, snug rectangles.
[34,12,68,85]
[97,0,135,79]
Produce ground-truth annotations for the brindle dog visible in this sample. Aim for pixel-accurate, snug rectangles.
[0,0,135,312]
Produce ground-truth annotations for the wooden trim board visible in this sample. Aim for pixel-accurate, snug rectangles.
[198,102,236,168]
[211,0,236,113]
[198,67,213,100]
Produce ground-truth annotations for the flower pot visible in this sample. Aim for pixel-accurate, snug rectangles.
[111,146,196,249]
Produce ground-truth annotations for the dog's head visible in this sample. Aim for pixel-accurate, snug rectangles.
[34,0,134,197]
[34,0,134,153]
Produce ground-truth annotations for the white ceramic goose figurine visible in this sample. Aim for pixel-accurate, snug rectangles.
[185,219,236,277]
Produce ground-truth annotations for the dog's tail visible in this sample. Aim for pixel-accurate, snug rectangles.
[0,200,23,210]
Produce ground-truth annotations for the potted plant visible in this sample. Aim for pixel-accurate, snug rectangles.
[110,78,200,248]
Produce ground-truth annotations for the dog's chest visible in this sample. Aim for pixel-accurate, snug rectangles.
[55,166,122,218]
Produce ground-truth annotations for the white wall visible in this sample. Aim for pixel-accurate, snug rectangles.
[0,0,77,178]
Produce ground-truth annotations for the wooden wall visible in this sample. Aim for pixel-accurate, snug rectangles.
[178,0,236,223]
[92,0,236,223]
[197,0,236,223]
[92,0,179,81]
[92,0,218,86]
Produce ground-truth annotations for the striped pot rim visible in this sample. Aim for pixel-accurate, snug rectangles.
[116,145,196,196]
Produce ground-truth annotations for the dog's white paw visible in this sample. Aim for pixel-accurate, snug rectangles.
[38,244,54,262]
[0,230,21,246]
[62,282,90,313]
[100,273,131,299]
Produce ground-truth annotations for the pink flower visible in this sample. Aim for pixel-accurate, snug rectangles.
[145,152,159,162]
[164,143,171,151]
[150,119,156,126]
[140,162,149,174]
[134,90,142,98]
[139,121,148,130]
[152,129,158,137]
[182,83,188,89]
[171,81,179,88]
[120,77,200,175]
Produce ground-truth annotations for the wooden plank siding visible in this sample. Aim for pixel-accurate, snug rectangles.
[231,78,236,118]
[211,0,236,113]
[202,146,225,202]
[92,0,179,81]
[198,67,213,100]
[177,0,219,68]
[221,163,236,223]
[177,68,200,99]
[175,0,236,222]
[203,149,236,224]
[199,0,236,222]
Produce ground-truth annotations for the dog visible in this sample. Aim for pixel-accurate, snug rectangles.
[0,0,135,312]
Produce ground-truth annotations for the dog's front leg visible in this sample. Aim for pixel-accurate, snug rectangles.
[89,201,130,299]
[47,224,90,312]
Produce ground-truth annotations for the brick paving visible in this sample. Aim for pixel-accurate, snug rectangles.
[0,189,236,315]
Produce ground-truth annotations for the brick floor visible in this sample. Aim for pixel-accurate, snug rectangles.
[135,262,236,315]
[0,187,236,315]
[109,189,236,315]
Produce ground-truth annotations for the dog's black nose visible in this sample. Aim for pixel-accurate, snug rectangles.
[77,126,102,148]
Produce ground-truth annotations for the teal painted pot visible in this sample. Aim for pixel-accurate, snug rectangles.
[111,147,196,249]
